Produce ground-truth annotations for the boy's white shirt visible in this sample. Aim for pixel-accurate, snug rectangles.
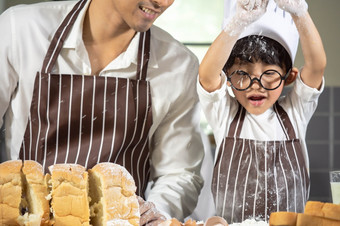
[197,71,324,173]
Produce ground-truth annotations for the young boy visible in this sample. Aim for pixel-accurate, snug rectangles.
[198,0,326,223]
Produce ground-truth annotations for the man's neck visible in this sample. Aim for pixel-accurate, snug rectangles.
[82,0,136,45]
[82,0,136,75]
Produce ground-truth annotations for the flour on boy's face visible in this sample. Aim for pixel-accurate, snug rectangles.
[229,61,285,115]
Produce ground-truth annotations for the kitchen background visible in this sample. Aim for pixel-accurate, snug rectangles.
[1,0,339,204]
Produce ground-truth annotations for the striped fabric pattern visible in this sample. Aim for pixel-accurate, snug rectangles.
[212,103,309,223]
[19,0,153,196]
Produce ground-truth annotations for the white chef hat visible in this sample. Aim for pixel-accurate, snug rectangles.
[222,0,301,63]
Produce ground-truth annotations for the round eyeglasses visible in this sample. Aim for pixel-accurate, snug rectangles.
[227,69,291,91]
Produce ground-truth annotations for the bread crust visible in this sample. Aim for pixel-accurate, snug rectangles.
[296,213,340,226]
[304,201,340,221]
[0,160,51,225]
[269,201,340,226]
[1,161,141,226]
[48,163,90,226]
[269,211,297,226]
[89,162,139,226]
[22,160,50,225]
[0,160,22,225]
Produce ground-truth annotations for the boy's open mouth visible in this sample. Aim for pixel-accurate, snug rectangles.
[248,95,266,106]
[249,95,265,101]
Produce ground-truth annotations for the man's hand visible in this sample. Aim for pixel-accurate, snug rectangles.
[224,0,269,35]
[274,0,308,16]
[138,196,167,226]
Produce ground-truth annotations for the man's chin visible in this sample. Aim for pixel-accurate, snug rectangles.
[133,23,153,32]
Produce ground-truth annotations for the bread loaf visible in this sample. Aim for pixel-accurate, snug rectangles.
[296,213,340,226]
[18,160,50,226]
[270,212,340,226]
[304,201,340,221]
[48,164,90,225]
[1,160,140,226]
[0,160,50,226]
[269,201,340,226]
[0,160,22,225]
[269,211,297,226]
[88,162,139,226]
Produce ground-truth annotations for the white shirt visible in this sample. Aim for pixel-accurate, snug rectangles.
[197,72,324,172]
[0,1,204,220]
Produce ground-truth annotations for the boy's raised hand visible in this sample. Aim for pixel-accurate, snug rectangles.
[274,0,308,16]
[224,0,269,35]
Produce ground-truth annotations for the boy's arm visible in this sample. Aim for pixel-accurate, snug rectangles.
[293,12,326,89]
[199,28,238,92]
[199,0,269,93]
[275,0,326,89]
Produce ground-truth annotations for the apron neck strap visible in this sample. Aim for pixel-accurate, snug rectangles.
[274,102,297,140]
[136,30,151,81]
[228,103,246,137]
[41,0,87,74]
[228,102,297,140]
[41,0,151,81]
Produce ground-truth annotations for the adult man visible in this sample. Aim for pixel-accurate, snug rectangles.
[0,0,204,224]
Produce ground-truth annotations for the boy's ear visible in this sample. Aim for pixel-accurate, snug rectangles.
[225,71,232,87]
[284,67,299,86]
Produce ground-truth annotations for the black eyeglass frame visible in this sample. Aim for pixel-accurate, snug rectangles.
[227,69,292,91]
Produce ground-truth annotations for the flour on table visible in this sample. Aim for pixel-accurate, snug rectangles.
[229,219,268,226]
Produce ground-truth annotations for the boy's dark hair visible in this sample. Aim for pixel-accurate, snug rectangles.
[223,35,292,74]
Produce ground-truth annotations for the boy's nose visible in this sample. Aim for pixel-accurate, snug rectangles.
[249,77,262,89]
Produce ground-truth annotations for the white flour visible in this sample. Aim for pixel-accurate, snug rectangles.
[229,219,268,226]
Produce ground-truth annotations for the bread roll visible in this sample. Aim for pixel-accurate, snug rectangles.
[0,160,50,226]
[17,160,50,226]
[296,213,340,226]
[269,201,340,226]
[0,160,22,225]
[88,162,139,226]
[304,201,340,221]
[1,161,141,225]
[48,164,90,225]
[269,211,297,226]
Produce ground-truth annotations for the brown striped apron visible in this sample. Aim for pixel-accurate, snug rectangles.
[212,102,310,223]
[19,0,153,196]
